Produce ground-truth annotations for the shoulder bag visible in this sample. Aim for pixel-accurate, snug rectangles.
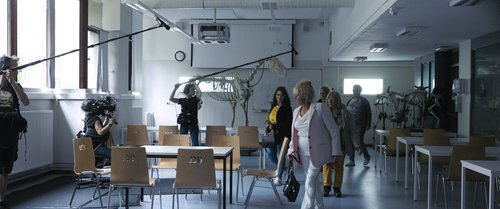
[283,161,300,202]
[261,131,275,148]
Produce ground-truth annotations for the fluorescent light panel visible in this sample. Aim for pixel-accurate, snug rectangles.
[369,43,388,52]
[122,0,198,43]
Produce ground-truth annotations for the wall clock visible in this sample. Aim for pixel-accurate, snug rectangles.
[175,51,185,62]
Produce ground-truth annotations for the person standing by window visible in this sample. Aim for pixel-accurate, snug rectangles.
[287,80,341,209]
[345,84,372,166]
[265,86,292,185]
[0,55,30,209]
[322,91,359,197]
[170,83,202,146]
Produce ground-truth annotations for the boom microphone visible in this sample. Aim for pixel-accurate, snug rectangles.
[156,17,171,31]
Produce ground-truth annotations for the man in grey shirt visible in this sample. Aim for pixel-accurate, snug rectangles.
[345,85,371,166]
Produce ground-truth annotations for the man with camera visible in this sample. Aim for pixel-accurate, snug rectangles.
[80,98,116,167]
[0,55,30,209]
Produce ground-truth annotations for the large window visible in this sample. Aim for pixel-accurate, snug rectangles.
[343,78,383,95]
[17,0,48,88]
[54,0,79,89]
[88,29,99,89]
[0,1,6,55]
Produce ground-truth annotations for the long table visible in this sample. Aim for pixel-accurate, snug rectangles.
[395,136,468,188]
[143,145,234,209]
[374,129,457,171]
[121,126,236,144]
[461,160,500,209]
[414,146,500,209]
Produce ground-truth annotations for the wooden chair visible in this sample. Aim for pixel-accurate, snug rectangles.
[237,126,263,195]
[469,135,497,147]
[173,148,221,209]
[127,124,149,146]
[205,125,227,146]
[107,147,161,209]
[238,126,260,150]
[158,125,179,144]
[377,128,411,173]
[243,137,289,209]
[150,134,190,178]
[70,137,111,208]
[435,145,491,209]
[210,135,242,202]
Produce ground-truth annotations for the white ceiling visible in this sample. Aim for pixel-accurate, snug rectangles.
[135,0,500,62]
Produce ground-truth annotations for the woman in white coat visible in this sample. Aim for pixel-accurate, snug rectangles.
[287,80,341,209]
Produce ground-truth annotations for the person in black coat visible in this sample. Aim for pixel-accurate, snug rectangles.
[265,86,293,185]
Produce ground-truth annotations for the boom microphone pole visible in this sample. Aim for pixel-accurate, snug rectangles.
[8,17,170,72]
[180,45,298,85]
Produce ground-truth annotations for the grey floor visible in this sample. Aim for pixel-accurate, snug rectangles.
[6,147,498,209]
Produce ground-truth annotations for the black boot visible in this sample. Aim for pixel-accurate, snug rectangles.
[323,186,331,197]
[333,187,342,198]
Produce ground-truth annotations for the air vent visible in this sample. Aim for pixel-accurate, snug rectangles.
[353,56,367,62]
[396,26,425,37]
[198,23,230,44]
[261,1,278,10]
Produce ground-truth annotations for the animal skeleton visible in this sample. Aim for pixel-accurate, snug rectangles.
[197,57,286,127]
[386,86,429,128]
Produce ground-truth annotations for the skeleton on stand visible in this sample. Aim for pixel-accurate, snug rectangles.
[387,86,429,128]
[194,57,287,127]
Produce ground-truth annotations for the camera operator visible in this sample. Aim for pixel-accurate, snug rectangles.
[0,55,30,209]
[81,98,116,166]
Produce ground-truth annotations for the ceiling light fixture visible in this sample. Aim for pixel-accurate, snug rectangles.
[121,0,200,44]
[449,0,481,6]
[369,43,388,52]
[353,56,368,62]
[396,26,425,37]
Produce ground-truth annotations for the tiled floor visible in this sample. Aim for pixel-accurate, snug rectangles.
[6,147,498,209]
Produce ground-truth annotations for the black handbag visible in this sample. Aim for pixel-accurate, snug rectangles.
[261,131,275,148]
[283,161,300,202]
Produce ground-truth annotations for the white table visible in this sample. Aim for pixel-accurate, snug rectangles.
[374,129,457,171]
[461,160,500,209]
[396,136,468,189]
[414,146,500,209]
[121,126,236,144]
[143,145,234,209]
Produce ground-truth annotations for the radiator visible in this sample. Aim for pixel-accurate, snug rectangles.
[11,110,54,175]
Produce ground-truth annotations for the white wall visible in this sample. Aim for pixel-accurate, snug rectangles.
[141,17,415,143]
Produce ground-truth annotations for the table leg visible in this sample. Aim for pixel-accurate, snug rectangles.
[489,175,494,209]
[223,157,227,209]
[396,140,399,182]
[378,133,383,171]
[230,151,233,204]
[427,155,432,209]
[414,149,418,201]
[461,166,466,209]
[126,188,129,209]
[405,144,409,189]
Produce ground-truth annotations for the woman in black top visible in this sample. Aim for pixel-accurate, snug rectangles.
[265,86,292,185]
[170,83,202,146]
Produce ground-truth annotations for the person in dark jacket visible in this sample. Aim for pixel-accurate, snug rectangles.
[345,84,372,167]
[170,83,202,146]
[0,55,30,209]
[265,86,293,185]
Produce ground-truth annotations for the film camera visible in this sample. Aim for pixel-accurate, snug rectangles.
[83,96,117,116]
